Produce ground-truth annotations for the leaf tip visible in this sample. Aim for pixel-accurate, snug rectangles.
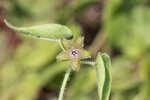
[4,19,17,31]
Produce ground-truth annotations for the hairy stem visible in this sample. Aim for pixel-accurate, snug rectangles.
[58,67,71,100]
[80,61,95,66]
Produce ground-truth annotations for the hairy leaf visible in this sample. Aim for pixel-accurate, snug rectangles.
[4,20,73,41]
[96,53,112,100]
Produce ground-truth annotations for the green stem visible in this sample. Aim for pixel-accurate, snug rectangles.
[58,67,72,100]
[80,61,95,66]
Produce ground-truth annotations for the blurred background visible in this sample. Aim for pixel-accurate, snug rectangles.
[0,0,150,100]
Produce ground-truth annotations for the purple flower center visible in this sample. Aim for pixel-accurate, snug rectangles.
[70,49,79,58]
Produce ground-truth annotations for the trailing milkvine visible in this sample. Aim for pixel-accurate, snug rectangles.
[5,19,112,100]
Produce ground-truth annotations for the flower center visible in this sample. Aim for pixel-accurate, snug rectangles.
[70,49,79,58]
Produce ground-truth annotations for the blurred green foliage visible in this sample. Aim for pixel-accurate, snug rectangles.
[0,0,150,100]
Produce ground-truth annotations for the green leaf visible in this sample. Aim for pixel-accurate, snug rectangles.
[4,20,73,41]
[101,53,112,100]
[95,53,112,100]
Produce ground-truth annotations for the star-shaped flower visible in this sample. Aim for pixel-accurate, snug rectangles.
[56,37,91,71]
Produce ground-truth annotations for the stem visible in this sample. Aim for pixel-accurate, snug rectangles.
[80,61,95,66]
[58,67,72,100]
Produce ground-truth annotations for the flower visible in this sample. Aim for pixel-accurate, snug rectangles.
[56,37,91,71]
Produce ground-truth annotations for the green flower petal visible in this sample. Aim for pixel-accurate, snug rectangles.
[62,39,73,50]
[57,37,90,71]
[75,37,84,48]
[56,51,70,61]
[71,59,80,71]
[79,49,91,59]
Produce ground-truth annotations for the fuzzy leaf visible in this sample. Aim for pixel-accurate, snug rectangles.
[4,20,73,41]
[96,53,112,100]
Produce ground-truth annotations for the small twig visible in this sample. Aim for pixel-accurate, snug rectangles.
[58,67,72,100]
